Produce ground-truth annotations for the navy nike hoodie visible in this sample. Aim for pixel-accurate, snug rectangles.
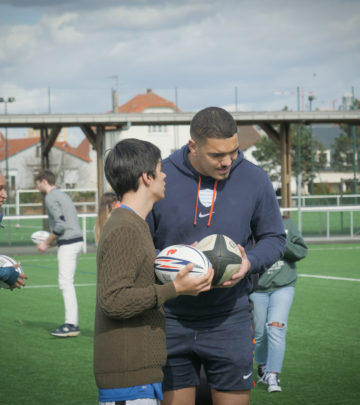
[147,144,286,321]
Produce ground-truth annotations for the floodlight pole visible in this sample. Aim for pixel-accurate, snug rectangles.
[296,87,301,198]
[351,87,358,203]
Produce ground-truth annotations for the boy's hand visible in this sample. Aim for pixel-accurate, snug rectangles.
[173,263,214,296]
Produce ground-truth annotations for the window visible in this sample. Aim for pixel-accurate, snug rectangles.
[10,175,16,190]
[148,125,168,133]
[64,169,78,188]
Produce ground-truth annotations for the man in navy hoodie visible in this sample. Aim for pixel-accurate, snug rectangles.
[147,106,286,405]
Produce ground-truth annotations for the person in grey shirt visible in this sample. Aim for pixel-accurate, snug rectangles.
[35,169,83,337]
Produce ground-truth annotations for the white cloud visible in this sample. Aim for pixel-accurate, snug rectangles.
[0,0,359,117]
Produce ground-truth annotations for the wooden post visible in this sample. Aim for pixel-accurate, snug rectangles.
[40,127,50,169]
[96,126,104,201]
[280,123,291,215]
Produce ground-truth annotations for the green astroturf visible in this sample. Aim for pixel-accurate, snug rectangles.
[0,217,97,246]
[1,246,360,405]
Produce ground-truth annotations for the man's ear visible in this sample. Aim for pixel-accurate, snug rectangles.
[188,139,197,155]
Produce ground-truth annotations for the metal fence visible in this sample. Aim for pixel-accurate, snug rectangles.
[1,188,98,216]
[0,206,359,252]
[278,194,360,207]
[280,205,360,241]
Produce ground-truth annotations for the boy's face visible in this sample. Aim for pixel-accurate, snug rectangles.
[151,161,166,202]
[188,133,239,180]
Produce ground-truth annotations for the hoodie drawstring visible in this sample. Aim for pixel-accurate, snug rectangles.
[207,180,218,226]
[193,176,202,225]
[193,176,218,227]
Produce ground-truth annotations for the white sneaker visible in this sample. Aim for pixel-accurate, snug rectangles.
[266,373,282,392]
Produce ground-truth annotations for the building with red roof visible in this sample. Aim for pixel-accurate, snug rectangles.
[0,131,92,192]
[104,88,262,162]
[116,88,181,113]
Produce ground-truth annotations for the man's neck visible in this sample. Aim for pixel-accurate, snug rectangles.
[46,185,56,194]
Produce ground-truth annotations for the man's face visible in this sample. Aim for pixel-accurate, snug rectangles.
[36,179,47,195]
[188,133,239,180]
[0,174,7,207]
[151,161,166,202]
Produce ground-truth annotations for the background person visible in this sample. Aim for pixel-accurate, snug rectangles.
[147,107,286,405]
[250,214,308,393]
[94,139,213,405]
[94,192,118,245]
[35,169,83,337]
[0,172,27,289]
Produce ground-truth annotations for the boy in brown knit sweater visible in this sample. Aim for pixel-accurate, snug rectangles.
[94,139,214,405]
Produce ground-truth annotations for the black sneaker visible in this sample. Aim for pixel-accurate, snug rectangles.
[50,323,80,337]
[257,364,266,383]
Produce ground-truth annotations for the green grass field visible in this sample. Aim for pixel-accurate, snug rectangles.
[1,244,360,405]
[0,217,97,246]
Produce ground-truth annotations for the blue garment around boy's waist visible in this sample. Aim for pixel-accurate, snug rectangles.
[99,383,163,402]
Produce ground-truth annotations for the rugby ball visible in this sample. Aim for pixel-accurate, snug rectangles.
[154,244,210,284]
[197,234,242,286]
[0,254,24,289]
[31,230,50,244]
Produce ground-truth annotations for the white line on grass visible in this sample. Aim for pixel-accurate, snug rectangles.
[309,246,360,251]
[18,256,96,262]
[298,274,360,282]
[25,283,96,289]
[26,276,360,288]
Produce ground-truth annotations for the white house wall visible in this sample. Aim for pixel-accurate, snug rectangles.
[0,144,91,190]
[105,124,191,160]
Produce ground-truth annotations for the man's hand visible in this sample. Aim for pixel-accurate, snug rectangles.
[173,263,214,296]
[37,240,49,252]
[10,263,28,290]
[38,233,57,252]
[219,244,251,288]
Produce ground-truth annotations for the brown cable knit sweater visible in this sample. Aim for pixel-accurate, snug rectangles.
[93,208,176,389]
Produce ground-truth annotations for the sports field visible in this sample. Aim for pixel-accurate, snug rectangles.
[1,243,359,405]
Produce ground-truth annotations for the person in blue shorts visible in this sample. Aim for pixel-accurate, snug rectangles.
[147,107,286,405]
[0,171,28,289]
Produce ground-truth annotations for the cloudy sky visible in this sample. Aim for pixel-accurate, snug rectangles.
[0,0,359,144]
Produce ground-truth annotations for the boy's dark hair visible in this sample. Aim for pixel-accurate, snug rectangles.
[190,107,238,144]
[105,138,161,199]
[35,169,56,185]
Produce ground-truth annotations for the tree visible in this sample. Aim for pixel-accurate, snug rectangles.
[332,133,360,171]
[252,125,327,189]
[332,98,360,174]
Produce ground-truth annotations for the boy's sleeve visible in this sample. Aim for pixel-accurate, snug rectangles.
[98,226,176,320]
[0,266,18,286]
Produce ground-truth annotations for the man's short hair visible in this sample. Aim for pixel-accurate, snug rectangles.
[105,138,161,199]
[35,169,56,185]
[190,106,238,143]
